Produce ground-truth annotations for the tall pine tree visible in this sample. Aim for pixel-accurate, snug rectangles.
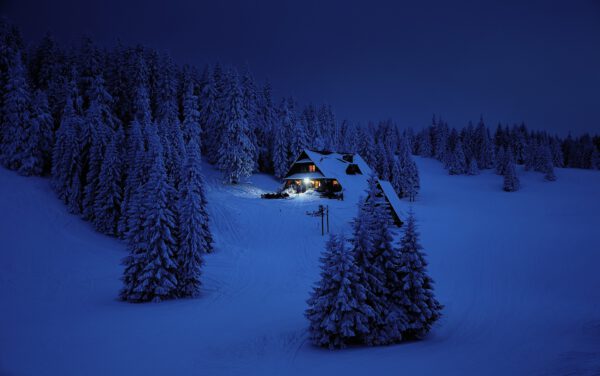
[306,234,375,349]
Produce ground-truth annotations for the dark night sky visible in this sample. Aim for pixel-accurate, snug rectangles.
[2,0,600,135]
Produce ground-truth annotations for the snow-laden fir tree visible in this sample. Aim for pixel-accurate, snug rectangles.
[503,151,520,192]
[405,160,420,202]
[495,146,506,175]
[51,77,85,213]
[272,99,293,179]
[523,140,537,171]
[93,127,124,236]
[217,71,255,184]
[82,75,116,220]
[390,138,419,200]
[120,122,178,303]
[416,129,433,158]
[306,234,375,349]
[254,83,275,172]
[549,137,564,168]
[467,158,479,175]
[241,65,260,170]
[396,209,442,339]
[541,144,556,181]
[374,141,391,180]
[593,149,600,170]
[350,176,406,345]
[448,139,467,175]
[199,69,219,162]
[290,117,308,161]
[367,176,409,344]
[181,80,201,147]
[433,120,449,162]
[176,140,212,297]
[475,120,495,169]
[349,194,389,345]
[17,90,53,176]
[0,51,30,170]
[117,81,152,238]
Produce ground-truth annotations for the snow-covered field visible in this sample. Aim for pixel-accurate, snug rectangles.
[1,157,599,375]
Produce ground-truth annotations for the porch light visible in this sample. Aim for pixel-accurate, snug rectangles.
[303,178,311,185]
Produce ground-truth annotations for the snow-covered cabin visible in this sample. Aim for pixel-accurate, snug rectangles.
[283,150,404,226]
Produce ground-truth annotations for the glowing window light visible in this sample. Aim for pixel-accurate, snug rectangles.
[303,178,311,185]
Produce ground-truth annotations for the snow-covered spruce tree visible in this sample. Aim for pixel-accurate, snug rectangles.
[82,75,116,220]
[374,141,391,180]
[241,65,260,170]
[117,81,151,238]
[17,90,53,176]
[523,140,537,171]
[51,77,85,213]
[405,160,420,202]
[396,209,442,339]
[475,120,495,169]
[350,176,407,345]
[182,80,201,148]
[593,149,600,170]
[0,51,30,170]
[176,140,212,297]
[495,146,507,175]
[356,126,376,167]
[368,176,410,344]
[199,68,219,162]
[272,99,293,179]
[93,128,124,236]
[217,71,255,184]
[503,152,520,192]
[290,117,308,162]
[255,83,275,173]
[448,139,467,175]
[205,63,229,164]
[467,158,479,176]
[390,156,403,196]
[541,144,556,181]
[350,198,390,346]
[416,128,433,158]
[306,234,375,349]
[120,123,178,303]
[549,137,564,168]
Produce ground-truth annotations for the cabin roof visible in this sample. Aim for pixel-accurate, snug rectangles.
[378,180,406,221]
[301,149,373,182]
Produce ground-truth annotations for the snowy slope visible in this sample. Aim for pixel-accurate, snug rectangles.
[1,159,600,375]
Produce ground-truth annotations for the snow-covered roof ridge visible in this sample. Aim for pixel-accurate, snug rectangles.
[302,149,373,180]
[377,179,407,220]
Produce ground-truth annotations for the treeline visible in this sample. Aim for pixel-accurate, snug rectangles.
[408,116,600,190]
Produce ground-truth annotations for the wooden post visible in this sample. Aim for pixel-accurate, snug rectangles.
[320,205,324,236]
[326,205,329,234]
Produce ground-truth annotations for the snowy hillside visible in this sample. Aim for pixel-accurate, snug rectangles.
[1,158,600,375]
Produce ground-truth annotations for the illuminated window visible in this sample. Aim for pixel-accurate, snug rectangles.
[332,180,339,186]
[314,180,320,188]
[308,164,316,172]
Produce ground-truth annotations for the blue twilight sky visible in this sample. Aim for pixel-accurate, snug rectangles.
[2,0,600,135]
